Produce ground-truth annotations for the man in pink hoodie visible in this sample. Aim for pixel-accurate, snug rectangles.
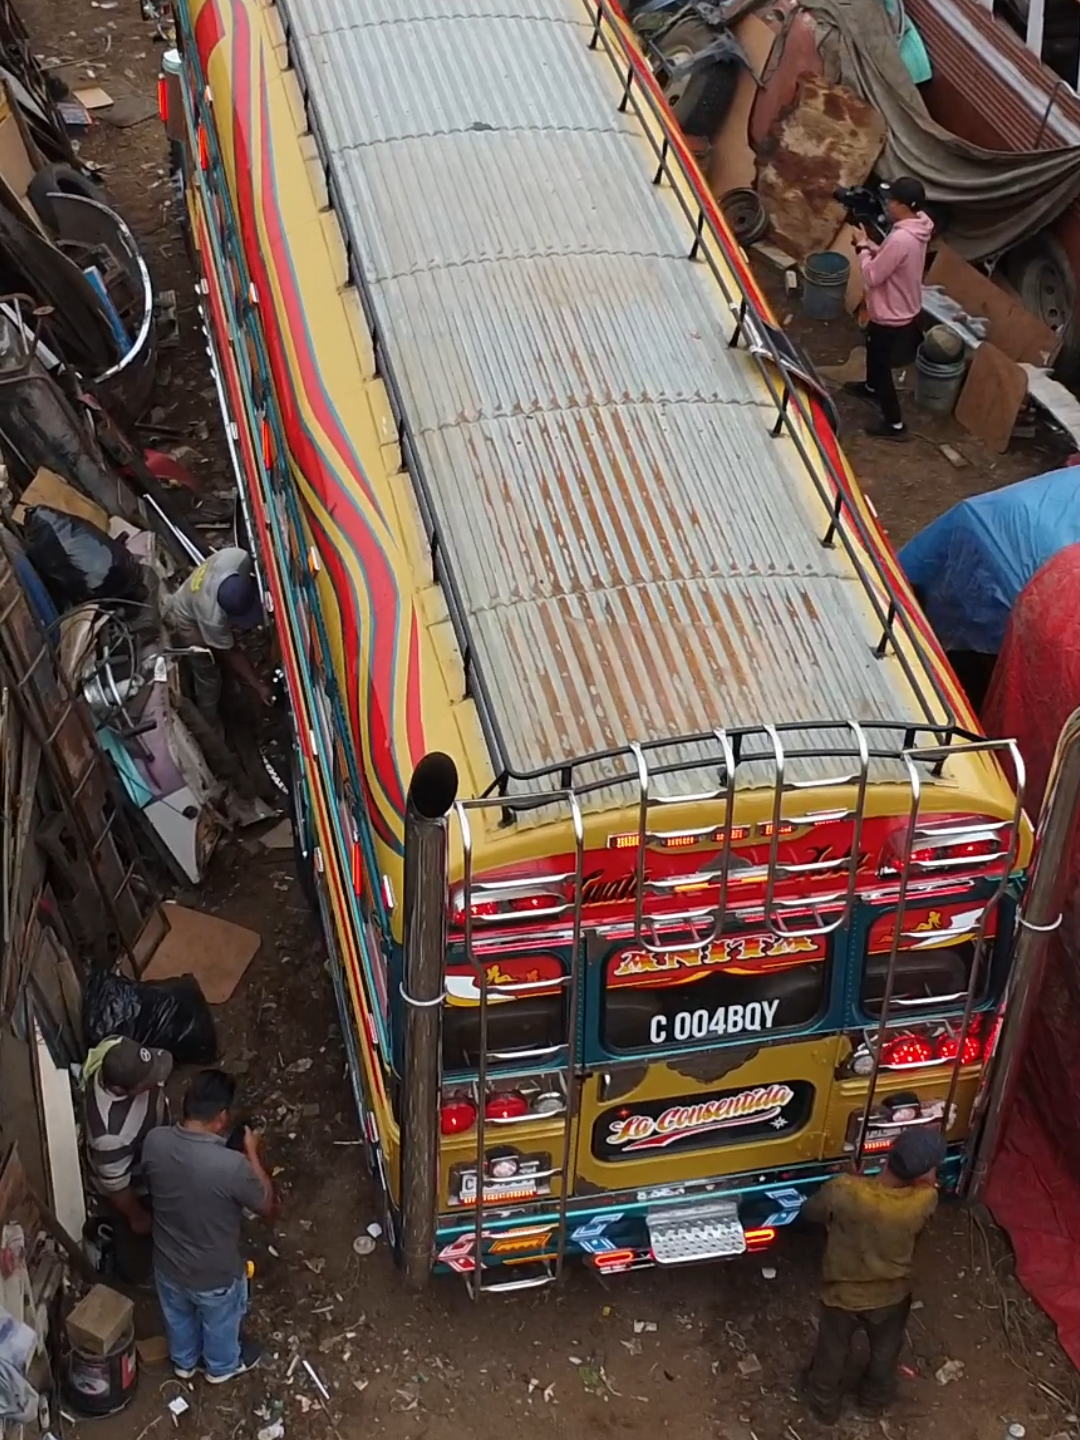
[846,176,936,441]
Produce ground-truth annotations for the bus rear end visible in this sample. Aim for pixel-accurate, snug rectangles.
[397,723,1026,1291]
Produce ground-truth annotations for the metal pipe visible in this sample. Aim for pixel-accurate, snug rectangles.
[966,709,1080,1198]
[399,751,459,1289]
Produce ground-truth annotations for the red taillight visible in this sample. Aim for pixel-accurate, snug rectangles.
[934,1032,982,1065]
[197,123,209,170]
[592,1248,636,1271]
[509,893,559,913]
[881,1034,934,1067]
[743,1226,776,1251]
[485,1092,529,1121]
[440,1098,477,1135]
[157,76,169,124]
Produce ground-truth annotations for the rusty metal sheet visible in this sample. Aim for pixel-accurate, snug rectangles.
[281,0,925,803]
[755,74,887,260]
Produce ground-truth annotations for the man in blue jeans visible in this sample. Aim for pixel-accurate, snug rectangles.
[142,1071,274,1382]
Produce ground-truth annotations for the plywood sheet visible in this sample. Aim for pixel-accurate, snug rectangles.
[926,245,1060,367]
[707,15,776,202]
[755,75,886,261]
[954,342,1028,453]
[140,903,261,1005]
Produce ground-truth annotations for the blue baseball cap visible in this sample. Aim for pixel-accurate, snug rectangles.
[887,1126,947,1181]
[217,572,264,630]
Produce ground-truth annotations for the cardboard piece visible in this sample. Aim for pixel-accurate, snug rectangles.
[954,342,1029,454]
[72,86,114,110]
[926,245,1060,367]
[707,15,776,201]
[14,467,109,532]
[140,902,261,1005]
[66,1285,134,1356]
[817,345,866,385]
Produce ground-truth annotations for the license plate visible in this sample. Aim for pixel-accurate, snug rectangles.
[646,1200,745,1265]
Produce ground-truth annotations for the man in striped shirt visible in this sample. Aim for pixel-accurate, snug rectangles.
[84,1038,173,1281]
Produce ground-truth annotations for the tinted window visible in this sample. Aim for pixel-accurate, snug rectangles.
[600,932,829,1054]
[442,953,567,1072]
[861,903,994,1015]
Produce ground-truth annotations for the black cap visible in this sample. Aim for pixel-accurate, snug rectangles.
[101,1038,173,1092]
[889,176,926,212]
[887,1126,947,1181]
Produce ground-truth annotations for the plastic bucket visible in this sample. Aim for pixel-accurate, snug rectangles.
[801,251,851,320]
[914,343,967,416]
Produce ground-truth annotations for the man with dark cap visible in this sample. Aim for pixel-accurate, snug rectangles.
[162,546,270,725]
[799,1125,947,1424]
[846,175,936,441]
[83,1037,173,1282]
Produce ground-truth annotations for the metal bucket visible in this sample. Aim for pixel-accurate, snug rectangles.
[914,343,967,416]
[61,1323,138,1418]
[800,251,850,320]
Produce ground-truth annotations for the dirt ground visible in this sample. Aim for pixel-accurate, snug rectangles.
[16,1,1079,1438]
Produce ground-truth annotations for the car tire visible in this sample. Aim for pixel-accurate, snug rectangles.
[27,163,103,232]
[1003,233,1079,381]
[656,20,741,140]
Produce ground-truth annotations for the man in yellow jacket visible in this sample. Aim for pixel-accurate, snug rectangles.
[800,1126,946,1423]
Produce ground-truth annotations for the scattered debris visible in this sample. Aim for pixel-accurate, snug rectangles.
[632,1320,657,1334]
[256,1424,285,1440]
[761,1266,778,1280]
[935,1358,965,1385]
[938,444,968,469]
[352,1235,376,1257]
[287,1057,314,1074]
[737,1352,763,1378]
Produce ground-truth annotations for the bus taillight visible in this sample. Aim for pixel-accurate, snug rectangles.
[934,1031,983,1065]
[440,1096,478,1135]
[880,1033,934,1067]
[157,76,169,124]
[743,1227,776,1251]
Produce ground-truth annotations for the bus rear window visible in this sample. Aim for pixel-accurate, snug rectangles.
[861,904,995,1015]
[600,932,828,1053]
[442,953,567,1072]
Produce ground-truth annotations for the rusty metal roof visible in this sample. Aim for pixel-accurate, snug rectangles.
[279,0,929,803]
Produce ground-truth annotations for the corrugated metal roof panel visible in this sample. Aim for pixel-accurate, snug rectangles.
[280,0,926,800]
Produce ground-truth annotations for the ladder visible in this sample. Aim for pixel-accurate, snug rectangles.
[629,720,872,956]
[850,737,1026,1168]
[452,790,585,1296]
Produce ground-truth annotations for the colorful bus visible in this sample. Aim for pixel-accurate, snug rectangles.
[162,0,1030,1291]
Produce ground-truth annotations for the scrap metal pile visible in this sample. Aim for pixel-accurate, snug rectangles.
[0,0,259,891]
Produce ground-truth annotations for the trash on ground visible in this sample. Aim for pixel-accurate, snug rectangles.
[935,1358,965,1385]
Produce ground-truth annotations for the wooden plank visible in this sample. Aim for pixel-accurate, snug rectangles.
[925,245,1061,366]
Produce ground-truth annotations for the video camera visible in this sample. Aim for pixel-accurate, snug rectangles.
[833,182,892,242]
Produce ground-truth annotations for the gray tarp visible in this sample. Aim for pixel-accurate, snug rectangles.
[795,0,1080,258]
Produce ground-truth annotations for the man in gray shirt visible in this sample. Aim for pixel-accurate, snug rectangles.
[161,546,270,725]
[142,1070,274,1383]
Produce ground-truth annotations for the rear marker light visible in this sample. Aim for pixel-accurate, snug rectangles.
[880,1034,934,1068]
[743,1227,776,1251]
[593,1248,636,1271]
[157,76,169,123]
[440,1098,477,1135]
[485,1092,529,1122]
[934,1032,982,1065]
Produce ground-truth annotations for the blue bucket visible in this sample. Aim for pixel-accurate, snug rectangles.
[801,251,851,321]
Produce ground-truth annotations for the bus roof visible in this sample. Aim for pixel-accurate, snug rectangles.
[276,0,954,806]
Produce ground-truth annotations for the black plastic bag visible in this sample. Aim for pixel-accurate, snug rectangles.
[84,968,218,1066]
[22,505,143,612]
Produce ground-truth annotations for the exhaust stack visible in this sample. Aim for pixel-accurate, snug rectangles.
[399,751,458,1288]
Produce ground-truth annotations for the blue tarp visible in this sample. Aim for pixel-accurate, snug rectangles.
[899,466,1080,653]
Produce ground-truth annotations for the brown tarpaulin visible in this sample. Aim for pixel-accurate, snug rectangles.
[794,0,1080,257]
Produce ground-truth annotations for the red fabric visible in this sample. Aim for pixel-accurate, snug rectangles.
[982,544,1080,1369]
